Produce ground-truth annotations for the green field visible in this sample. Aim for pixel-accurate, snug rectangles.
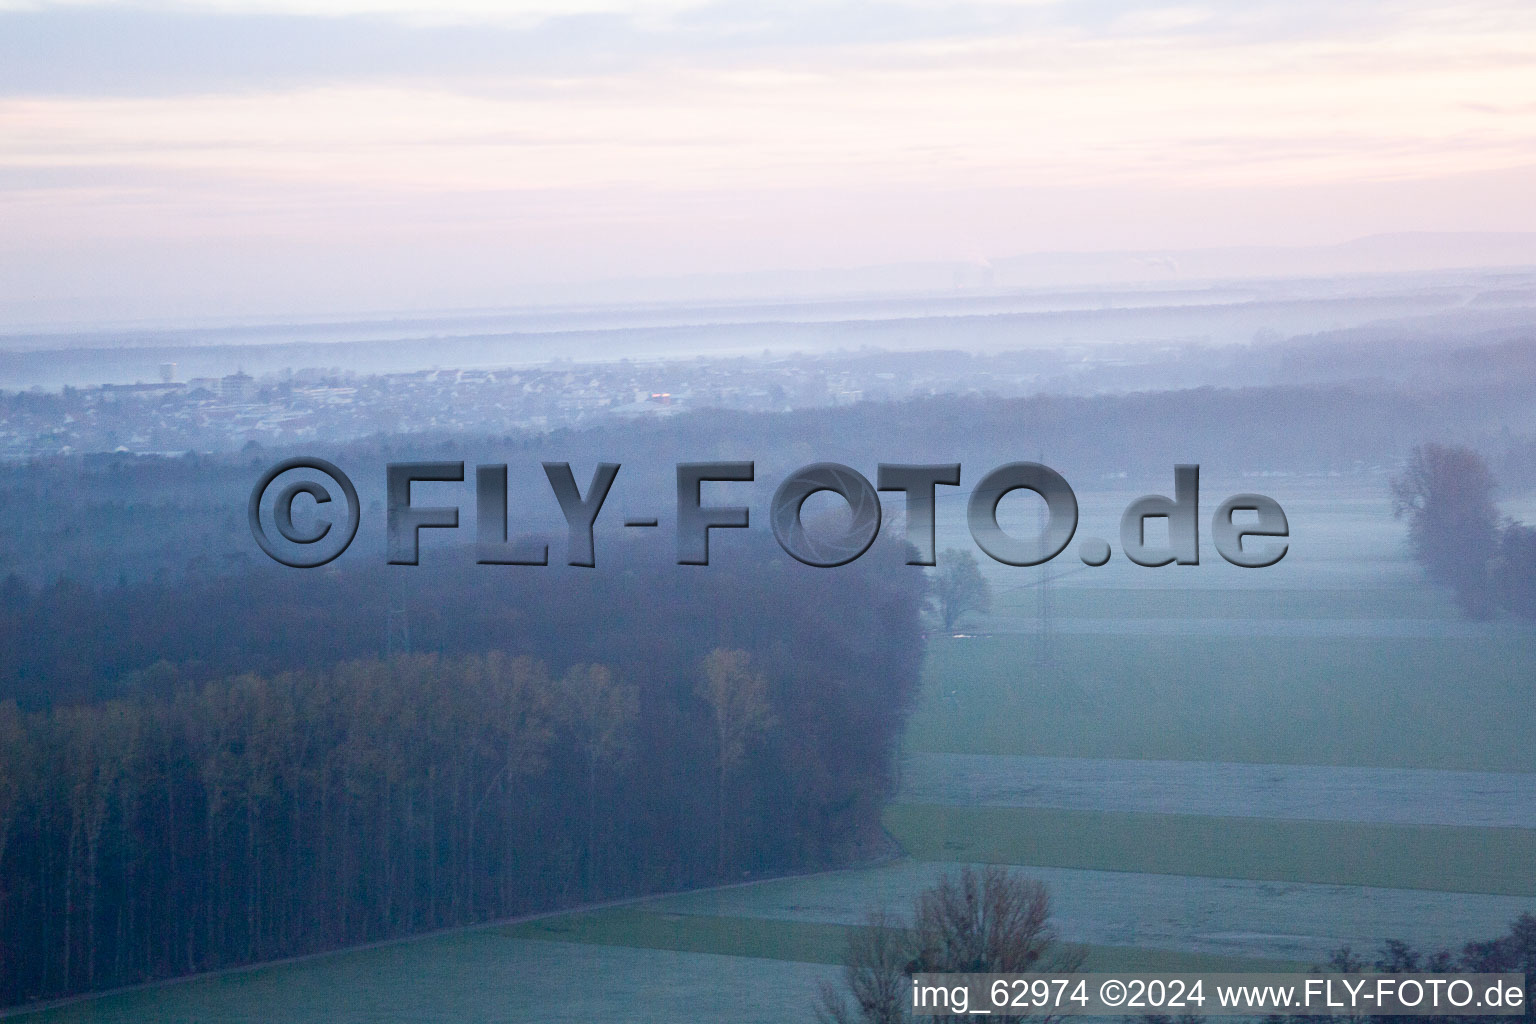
[985,583,1461,621]
[909,632,1536,771]
[504,907,858,964]
[885,804,1536,896]
[503,905,1304,973]
[16,929,840,1024]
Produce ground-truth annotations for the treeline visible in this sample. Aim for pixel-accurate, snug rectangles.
[1305,914,1536,1023]
[1392,444,1536,619]
[0,530,924,709]
[0,535,928,1007]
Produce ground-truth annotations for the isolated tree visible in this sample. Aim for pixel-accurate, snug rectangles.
[696,649,777,877]
[819,867,1080,1024]
[931,549,992,632]
[1391,444,1499,617]
[911,865,1083,979]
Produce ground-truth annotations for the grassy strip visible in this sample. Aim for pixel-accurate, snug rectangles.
[503,908,854,964]
[910,634,1536,771]
[503,906,1301,973]
[885,804,1536,896]
[988,586,1457,622]
[1082,945,1306,973]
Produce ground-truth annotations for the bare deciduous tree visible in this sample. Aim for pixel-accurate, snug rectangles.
[819,866,1082,1024]
[1391,444,1499,617]
[931,550,992,632]
[912,865,1084,978]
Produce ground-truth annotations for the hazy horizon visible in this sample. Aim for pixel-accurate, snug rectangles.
[3,0,1535,327]
[2,230,1535,339]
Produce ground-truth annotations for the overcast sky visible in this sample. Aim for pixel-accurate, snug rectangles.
[1,0,1534,325]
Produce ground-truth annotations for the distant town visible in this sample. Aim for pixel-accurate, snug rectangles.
[0,348,1120,458]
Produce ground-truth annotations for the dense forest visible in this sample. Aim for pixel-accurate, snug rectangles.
[0,534,928,1007]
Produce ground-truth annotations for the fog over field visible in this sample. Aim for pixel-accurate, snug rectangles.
[5,2,1536,1015]
[1,252,1534,1021]
[4,257,1536,390]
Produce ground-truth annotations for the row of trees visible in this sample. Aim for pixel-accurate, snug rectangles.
[1266,917,1536,1024]
[1392,443,1536,619]
[0,534,929,1007]
[0,530,928,711]
[1142,915,1536,1024]
[0,647,832,1005]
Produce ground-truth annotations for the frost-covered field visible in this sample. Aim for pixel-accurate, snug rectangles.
[20,931,839,1024]
[650,861,1534,964]
[899,753,1536,828]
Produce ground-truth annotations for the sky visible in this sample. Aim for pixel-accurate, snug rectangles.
[1,0,1534,326]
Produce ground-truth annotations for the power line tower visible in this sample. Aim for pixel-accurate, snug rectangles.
[385,570,410,657]
[1034,451,1056,671]
[1035,503,1055,670]
[386,607,410,657]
